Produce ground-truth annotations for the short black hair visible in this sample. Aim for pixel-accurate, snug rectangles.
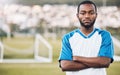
[77,1,97,13]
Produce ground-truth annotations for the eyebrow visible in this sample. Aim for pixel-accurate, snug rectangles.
[79,10,95,12]
[80,10,94,12]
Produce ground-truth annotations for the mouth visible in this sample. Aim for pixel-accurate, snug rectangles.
[84,19,91,22]
[83,20,91,24]
[84,21,91,25]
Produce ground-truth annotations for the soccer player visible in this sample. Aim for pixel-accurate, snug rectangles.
[58,1,114,75]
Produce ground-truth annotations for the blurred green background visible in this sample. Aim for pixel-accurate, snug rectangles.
[0,0,120,75]
[2,0,120,6]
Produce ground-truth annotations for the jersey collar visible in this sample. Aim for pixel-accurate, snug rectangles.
[76,28,97,39]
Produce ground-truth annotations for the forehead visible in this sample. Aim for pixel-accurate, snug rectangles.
[79,4,96,12]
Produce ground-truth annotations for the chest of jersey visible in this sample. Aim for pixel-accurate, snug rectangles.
[69,32,102,57]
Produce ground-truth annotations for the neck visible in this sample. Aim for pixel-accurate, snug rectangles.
[80,26,94,36]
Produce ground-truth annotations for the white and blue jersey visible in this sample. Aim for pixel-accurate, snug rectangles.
[59,28,114,75]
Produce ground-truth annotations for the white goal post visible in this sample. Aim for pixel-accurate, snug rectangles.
[34,34,52,62]
[0,34,52,63]
[0,42,4,62]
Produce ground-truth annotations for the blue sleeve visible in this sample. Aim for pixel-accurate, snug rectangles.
[98,31,114,63]
[59,35,72,61]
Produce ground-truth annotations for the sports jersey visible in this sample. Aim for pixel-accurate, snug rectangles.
[59,28,114,75]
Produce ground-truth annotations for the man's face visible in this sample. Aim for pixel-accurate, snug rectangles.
[77,4,97,28]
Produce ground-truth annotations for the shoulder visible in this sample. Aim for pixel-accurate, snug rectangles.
[62,29,78,40]
[95,28,112,40]
[95,28,111,36]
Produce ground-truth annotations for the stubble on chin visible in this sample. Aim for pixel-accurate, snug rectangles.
[79,20,96,29]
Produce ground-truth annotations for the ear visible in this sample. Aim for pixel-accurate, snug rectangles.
[96,13,98,18]
[76,13,79,18]
[96,13,97,15]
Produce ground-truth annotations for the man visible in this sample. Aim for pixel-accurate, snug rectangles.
[58,1,114,75]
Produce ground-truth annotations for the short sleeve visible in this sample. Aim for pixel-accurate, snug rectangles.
[58,35,72,62]
[98,31,114,63]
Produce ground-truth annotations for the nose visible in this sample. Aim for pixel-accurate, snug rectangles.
[85,13,90,18]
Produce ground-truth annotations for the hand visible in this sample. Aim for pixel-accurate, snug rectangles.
[73,56,81,62]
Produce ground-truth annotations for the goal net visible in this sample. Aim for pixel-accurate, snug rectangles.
[0,34,52,63]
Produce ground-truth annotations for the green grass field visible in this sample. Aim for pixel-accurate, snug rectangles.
[0,62,119,75]
[0,36,120,75]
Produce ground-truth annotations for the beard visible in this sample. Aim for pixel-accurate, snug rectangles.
[79,19,96,29]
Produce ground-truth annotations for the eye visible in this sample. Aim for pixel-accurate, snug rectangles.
[79,12,85,15]
[89,11,95,15]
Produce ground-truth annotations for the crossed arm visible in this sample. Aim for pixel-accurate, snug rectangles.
[60,56,111,71]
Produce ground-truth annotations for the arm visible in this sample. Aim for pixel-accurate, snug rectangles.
[72,31,114,68]
[60,60,89,71]
[73,56,111,68]
[59,35,90,71]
